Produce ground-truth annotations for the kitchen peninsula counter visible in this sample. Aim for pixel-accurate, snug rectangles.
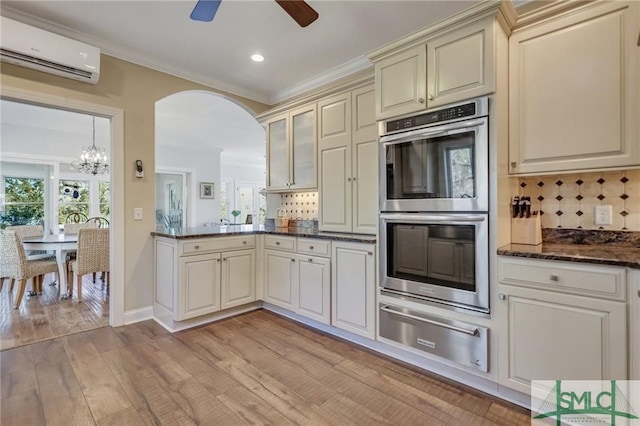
[152,225,377,244]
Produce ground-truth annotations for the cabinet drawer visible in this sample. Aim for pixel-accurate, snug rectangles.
[264,235,297,252]
[498,257,626,301]
[181,235,256,256]
[297,238,330,257]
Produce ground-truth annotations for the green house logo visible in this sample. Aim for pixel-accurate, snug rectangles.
[533,380,639,425]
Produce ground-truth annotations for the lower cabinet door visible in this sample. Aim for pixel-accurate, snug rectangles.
[297,255,330,325]
[178,253,221,320]
[221,249,256,310]
[332,242,376,339]
[264,250,298,311]
[498,285,627,395]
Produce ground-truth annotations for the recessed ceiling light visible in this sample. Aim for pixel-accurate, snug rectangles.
[251,54,264,62]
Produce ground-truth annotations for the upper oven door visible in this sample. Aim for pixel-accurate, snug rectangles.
[379,117,488,212]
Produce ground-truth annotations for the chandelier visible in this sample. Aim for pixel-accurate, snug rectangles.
[70,116,109,175]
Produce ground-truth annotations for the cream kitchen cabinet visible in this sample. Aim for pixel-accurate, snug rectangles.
[332,241,376,339]
[509,1,640,174]
[264,249,298,311]
[154,235,256,322]
[497,256,628,395]
[264,236,331,324]
[318,84,378,234]
[426,17,496,109]
[265,103,317,191]
[372,16,497,120]
[374,45,426,120]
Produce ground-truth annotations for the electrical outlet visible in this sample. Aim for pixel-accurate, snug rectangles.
[133,208,143,221]
[594,205,612,225]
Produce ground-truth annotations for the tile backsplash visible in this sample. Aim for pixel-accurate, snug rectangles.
[278,192,318,220]
[517,170,640,231]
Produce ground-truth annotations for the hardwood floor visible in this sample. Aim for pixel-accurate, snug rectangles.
[0,272,109,350]
[0,309,531,425]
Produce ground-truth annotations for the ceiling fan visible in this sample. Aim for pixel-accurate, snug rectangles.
[190,0,319,28]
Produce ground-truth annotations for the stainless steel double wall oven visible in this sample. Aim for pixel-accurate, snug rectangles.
[379,97,490,315]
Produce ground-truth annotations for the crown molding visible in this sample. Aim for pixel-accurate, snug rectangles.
[268,56,373,105]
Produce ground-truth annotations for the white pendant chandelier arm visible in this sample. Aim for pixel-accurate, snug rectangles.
[71,116,109,175]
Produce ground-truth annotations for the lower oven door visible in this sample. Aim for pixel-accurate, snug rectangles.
[380,213,489,313]
[379,304,488,372]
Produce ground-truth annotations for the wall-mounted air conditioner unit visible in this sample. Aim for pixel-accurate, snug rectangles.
[0,16,100,84]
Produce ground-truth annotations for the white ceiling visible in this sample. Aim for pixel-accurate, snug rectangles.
[0,0,481,105]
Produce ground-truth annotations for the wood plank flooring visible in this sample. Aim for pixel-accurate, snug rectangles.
[0,309,531,425]
[0,272,109,350]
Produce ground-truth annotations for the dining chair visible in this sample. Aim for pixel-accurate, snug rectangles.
[86,217,109,228]
[0,230,59,309]
[63,222,98,283]
[70,228,109,302]
[65,212,89,224]
[5,224,55,293]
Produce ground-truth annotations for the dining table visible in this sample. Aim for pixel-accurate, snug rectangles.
[22,233,78,299]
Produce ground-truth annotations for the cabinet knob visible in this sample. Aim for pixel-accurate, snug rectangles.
[223,258,227,261]
[194,245,200,249]
[352,177,357,181]
[216,258,220,262]
[276,241,280,245]
[308,258,313,263]
[309,246,314,250]
[347,177,352,182]
[549,274,559,282]
[291,258,295,262]
[498,293,506,300]
[428,94,434,101]
[367,252,373,256]
[510,161,517,169]
[419,97,425,104]
[243,241,247,244]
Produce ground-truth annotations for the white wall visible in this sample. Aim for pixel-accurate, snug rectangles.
[156,145,222,226]
[220,160,265,184]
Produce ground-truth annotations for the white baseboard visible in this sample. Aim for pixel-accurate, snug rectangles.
[124,306,154,325]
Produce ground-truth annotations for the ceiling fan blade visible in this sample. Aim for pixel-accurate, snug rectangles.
[190,0,222,22]
[275,0,319,28]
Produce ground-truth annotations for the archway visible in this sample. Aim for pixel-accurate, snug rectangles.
[155,90,266,228]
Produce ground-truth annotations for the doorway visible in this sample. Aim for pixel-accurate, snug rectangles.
[0,87,125,350]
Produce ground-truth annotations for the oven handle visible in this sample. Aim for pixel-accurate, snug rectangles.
[380,118,486,144]
[380,213,486,223]
[380,305,480,337]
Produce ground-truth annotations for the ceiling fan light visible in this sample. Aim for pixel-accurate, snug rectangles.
[251,54,264,62]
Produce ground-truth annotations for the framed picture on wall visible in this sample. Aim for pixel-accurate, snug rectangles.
[200,182,214,199]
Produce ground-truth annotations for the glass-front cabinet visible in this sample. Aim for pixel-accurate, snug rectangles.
[266,103,317,192]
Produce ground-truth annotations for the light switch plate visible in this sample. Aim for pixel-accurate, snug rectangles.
[134,208,143,221]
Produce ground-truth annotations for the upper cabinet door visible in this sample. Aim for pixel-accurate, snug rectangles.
[375,45,427,120]
[266,114,289,191]
[426,17,495,108]
[290,105,317,190]
[509,1,640,174]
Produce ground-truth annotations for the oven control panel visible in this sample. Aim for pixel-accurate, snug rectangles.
[385,102,477,133]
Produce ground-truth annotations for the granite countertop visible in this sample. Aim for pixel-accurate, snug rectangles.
[151,225,377,244]
[498,243,640,269]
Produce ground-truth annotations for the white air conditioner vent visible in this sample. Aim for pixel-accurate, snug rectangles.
[0,16,100,84]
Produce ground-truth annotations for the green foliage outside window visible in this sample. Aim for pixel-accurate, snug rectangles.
[1,177,45,227]
[99,181,110,220]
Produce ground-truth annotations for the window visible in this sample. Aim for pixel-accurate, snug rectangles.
[2,177,45,226]
[59,180,89,224]
[219,180,229,221]
[99,181,110,221]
